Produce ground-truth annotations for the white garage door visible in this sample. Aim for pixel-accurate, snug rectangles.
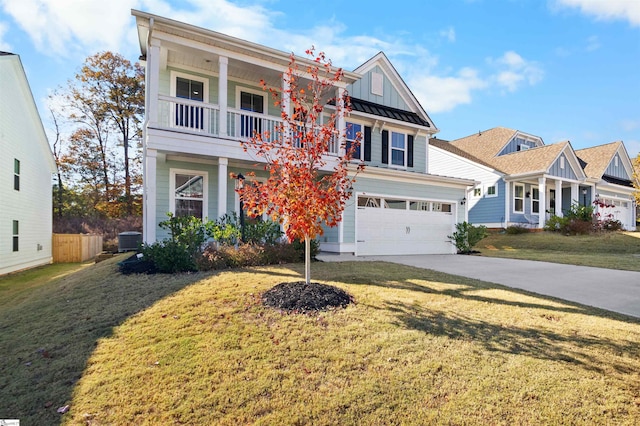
[597,197,633,230]
[356,196,456,256]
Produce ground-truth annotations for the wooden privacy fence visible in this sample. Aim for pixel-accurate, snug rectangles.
[53,234,103,263]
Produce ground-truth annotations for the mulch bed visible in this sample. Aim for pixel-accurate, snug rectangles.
[262,281,354,313]
[118,254,157,275]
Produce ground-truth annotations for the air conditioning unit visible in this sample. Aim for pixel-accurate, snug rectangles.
[118,231,142,252]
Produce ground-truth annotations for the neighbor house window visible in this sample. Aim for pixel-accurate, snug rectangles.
[391,131,406,166]
[346,122,362,160]
[486,185,497,197]
[473,188,482,197]
[514,184,524,213]
[171,170,208,220]
[531,187,540,214]
[12,220,19,252]
[14,159,20,191]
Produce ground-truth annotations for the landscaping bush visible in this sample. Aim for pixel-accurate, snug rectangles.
[196,242,300,271]
[448,222,488,254]
[141,241,197,273]
[292,238,320,260]
[505,225,530,234]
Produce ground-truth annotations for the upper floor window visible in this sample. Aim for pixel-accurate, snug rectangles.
[14,159,20,191]
[171,72,208,131]
[391,131,406,166]
[346,122,362,160]
[171,169,208,220]
[560,156,565,169]
[12,220,19,252]
[238,89,265,138]
[473,188,481,197]
[486,185,497,197]
[514,184,524,213]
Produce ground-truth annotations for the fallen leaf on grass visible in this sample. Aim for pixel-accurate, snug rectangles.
[57,405,70,414]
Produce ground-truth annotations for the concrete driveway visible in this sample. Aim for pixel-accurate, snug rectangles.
[316,253,640,319]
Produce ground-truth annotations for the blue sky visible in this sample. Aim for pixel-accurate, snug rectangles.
[1,0,639,156]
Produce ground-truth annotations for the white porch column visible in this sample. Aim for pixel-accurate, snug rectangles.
[218,157,228,218]
[147,39,161,127]
[538,177,546,228]
[337,87,346,155]
[218,56,228,136]
[144,149,158,243]
[504,181,510,227]
[281,71,291,141]
[590,186,596,204]
[571,183,578,206]
[555,180,563,217]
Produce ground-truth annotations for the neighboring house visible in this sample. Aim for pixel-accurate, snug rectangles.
[576,142,637,230]
[133,10,474,256]
[429,127,637,230]
[0,52,57,275]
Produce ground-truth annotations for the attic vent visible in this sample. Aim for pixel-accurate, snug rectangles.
[371,72,383,96]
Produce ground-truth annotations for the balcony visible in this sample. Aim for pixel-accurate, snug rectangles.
[156,95,340,155]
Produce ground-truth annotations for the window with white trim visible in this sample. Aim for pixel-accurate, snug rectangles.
[560,156,565,169]
[486,185,497,197]
[531,187,540,214]
[346,122,362,160]
[391,131,406,166]
[170,169,208,220]
[514,184,524,213]
[171,71,209,131]
[237,87,266,138]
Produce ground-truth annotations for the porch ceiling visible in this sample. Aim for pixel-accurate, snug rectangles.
[166,48,284,88]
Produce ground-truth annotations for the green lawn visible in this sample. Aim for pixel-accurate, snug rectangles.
[1,255,639,425]
[477,231,640,271]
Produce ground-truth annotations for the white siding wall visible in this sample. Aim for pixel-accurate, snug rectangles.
[0,56,55,275]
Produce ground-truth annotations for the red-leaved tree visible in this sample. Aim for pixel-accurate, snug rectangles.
[237,48,364,284]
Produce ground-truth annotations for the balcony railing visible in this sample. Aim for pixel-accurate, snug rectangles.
[157,96,340,155]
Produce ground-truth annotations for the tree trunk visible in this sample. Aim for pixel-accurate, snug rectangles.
[305,235,311,285]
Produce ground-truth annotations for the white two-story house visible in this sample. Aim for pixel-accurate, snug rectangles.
[0,52,57,275]
[133,10,475,256]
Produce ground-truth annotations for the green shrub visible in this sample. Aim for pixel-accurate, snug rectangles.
[196,242,300,271]
[205,213,241,245]
[141,241,197,273]
[292,238,320,260]
[159,213,207,256]
[505,225,530,234]
[448,222,488,254]
[245,220,283,244]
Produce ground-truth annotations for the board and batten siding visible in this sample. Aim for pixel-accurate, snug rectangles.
[0,55,56,275]
[605,153,630,180]
[498,136,539,156]
[348,65,409,111]
[549,153,578,180]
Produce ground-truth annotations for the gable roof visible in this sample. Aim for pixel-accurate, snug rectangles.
[492,141,570,175]
[449,127,518,163]
[576,141,626,179]
[0,53,57,172]
[429,137,496,170]
[353,51,437,132]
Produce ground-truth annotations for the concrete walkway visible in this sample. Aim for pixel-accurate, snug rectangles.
[316,253,640,319]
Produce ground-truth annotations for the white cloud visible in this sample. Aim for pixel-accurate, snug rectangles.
[585,35,601,51]
[1,0,135,56]
[439,26,456,43]
[553,0,640,26]
[490,51,544,92]
[409,67,488,113]
[0,21,10,51]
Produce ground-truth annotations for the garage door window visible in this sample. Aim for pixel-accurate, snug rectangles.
[409,201,430,211]
[385,199,406,209]
[358,197,381,208]
[432,203,452,213]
